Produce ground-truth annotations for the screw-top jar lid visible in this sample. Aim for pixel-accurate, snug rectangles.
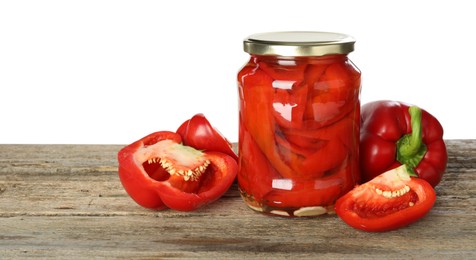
[244,31,355,57]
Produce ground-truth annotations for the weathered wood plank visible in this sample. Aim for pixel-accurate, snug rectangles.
[0,141,475,258]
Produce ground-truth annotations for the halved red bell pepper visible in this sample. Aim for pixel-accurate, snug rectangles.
[117,131,237,211]
[360,101,447,187]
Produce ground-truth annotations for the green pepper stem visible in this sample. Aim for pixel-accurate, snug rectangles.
[396,106,427,170]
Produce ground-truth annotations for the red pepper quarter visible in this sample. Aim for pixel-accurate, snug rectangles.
[118,131,237,211]
[335,164,436,232]
[360,100,447,187]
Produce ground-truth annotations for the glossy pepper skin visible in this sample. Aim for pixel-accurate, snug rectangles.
[117,131,237,211]
[360,100,447,187]
[176,113,238,162]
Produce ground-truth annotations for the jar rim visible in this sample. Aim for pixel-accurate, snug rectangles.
[243,31,355,57]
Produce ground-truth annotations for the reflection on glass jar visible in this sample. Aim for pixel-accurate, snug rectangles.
[237,32,361,217]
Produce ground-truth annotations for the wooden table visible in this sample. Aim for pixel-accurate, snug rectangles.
[1,140,475,259]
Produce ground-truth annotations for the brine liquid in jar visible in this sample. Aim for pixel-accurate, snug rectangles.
[237,31,361,217]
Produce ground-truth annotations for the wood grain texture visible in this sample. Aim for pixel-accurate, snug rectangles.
[0,141,475,259]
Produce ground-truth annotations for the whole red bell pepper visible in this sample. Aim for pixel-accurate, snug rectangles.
[117,131,237,211]
[360,100,447,187]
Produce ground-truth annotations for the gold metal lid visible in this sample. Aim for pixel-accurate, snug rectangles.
[243,31,355,56]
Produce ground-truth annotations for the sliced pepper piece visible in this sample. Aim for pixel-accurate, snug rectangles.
[239,63,298,180]
[237,122,280,205]
[335,165,436,232]
[303,60,361,129]
[258,58,307,82]
[272,83,309,130]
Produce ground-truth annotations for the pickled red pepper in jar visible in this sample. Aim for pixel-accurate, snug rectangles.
[237,31,361,217]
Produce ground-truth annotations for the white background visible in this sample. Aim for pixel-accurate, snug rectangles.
[1,0,475,144]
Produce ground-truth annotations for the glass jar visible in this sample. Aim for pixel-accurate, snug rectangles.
[237,31,361,217]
